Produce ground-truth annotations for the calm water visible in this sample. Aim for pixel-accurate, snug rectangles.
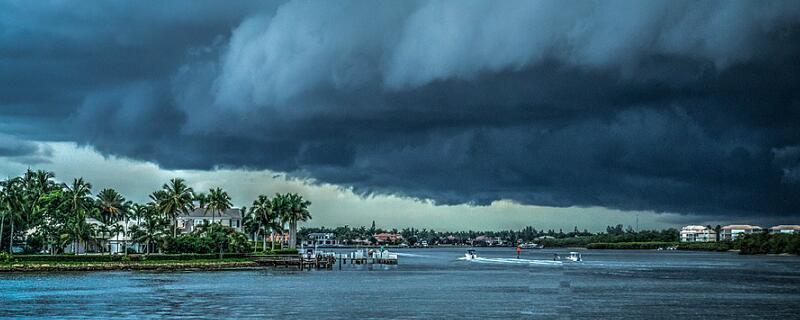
[1,248,799,319]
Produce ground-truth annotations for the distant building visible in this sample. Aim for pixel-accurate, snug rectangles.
[176,208,243,233]
[769,225,800,234]
[373,232,403,244]
[304,233,338,247]
[680,225,717,242]
[472,235,503,247]
[720,225,762,241]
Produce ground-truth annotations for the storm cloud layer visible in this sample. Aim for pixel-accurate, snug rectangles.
[2,0,800,218]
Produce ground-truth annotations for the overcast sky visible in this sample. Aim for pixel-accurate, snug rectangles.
[2,1,799,231]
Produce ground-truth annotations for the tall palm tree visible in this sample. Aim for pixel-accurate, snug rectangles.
[0,178,13,253]
[250,195,282,252]
[242,207,259,252]
[62,178,94,254]
[130,203,148,226]
[20,170,56,232]
[151,178,195,237]
[130,206,166,255]
[0,177,24,254]
[276,193,311,249]
[205,187,232,224]
[96,188,128,254]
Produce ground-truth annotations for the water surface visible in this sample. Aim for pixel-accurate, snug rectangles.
[1,248,799,319]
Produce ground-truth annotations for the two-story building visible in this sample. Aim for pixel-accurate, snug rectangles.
[720,224,762,241]
[304,232,338,247]
[680,225,717,242]
[177,208,243,233]
[769,225,800,234]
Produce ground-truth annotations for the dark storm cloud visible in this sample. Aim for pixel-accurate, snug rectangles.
[2,0,800,217]
[0,134,52,164]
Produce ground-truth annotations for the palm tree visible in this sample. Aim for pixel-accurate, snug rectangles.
[0,177,24,254]
[250,195,282,252]
[20,170,56,232]
[205,187,232,224]
[275,193,311,249]
[62,178,94,254]
[242,207,259,252]
[96,188,128,254]
[151,178,195,238]
[0,179,12,253]
[130,207,166,255]
[130,203,148,226]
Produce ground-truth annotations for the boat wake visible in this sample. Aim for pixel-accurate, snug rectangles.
[459,257,562,266]
[390,252,428,258]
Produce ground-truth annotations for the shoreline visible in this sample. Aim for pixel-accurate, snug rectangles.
[0,260,259,273]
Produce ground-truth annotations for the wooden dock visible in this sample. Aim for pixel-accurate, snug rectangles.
[249,254,335,270]
[247,250,398,270]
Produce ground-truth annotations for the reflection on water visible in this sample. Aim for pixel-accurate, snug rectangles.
[1,248,799,319]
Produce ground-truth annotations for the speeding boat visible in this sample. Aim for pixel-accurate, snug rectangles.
[567,252,582,262]
[464,249,477,260]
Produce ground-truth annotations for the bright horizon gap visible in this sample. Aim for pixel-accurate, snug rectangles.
[1,141,781,232]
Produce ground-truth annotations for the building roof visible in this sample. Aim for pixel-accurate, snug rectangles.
[681,225,709,231]
[180,208,243,219]
[721,224,762,230]
[770,225,800,231]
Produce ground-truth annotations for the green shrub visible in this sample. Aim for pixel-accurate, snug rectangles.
[738,233,800,255]
[676,241,733,251]
[0,252,15,264]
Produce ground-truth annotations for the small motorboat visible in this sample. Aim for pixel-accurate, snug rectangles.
[567,252,582,262]
[464,249,478,260]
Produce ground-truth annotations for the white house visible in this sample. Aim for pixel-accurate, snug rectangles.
[720,225,762,241]
[303,232,338,247]
[680,225,717,242]
[769,225,800,234]
[63,218,138,254]
[177,208,243,233]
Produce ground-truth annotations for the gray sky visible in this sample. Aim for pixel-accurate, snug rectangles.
[1,1,799,230]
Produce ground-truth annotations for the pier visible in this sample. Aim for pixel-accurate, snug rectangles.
[248,249,398,270]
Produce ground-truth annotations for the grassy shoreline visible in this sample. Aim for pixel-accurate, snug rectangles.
[0,258,259,273]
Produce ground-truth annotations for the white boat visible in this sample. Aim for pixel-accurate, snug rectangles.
[567,252,582,262]
[464,249,477,260]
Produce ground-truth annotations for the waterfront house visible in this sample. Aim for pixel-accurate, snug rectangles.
[680,225,717,242]
[472,235,504,246]
[303,232,338,247]
[63,218,141,254]
[720,225,762,241]
[769,225,800,234]
[177,208,243,233]
[373,232,403,244]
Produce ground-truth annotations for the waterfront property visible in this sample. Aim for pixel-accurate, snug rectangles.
[769,225,800,234]
[177,208,244,233]
[680,225,717,242]
[373,232,403,244]
[720,225,762,241]
[472,235,504,246]
[303,233,338,247]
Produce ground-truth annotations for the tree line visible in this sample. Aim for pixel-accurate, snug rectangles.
[0,169,311,255]
[299,223,678,246]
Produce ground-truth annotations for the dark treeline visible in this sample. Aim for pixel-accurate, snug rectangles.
[300,223,678,246]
